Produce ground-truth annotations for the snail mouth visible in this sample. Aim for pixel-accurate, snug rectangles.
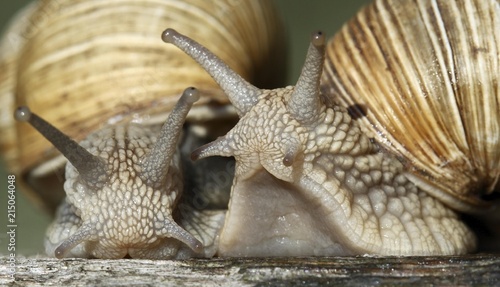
[230,153,262,181]
[233,153,291,183]
[260,158,295,183]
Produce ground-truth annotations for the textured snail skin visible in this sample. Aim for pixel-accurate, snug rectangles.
[164,28,476,255]
[22,88,225,259]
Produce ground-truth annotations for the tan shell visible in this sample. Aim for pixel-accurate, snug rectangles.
[322,0,499,211]
[0,0,285,211]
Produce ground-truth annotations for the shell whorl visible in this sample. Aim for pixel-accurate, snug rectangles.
[322,0,500,211]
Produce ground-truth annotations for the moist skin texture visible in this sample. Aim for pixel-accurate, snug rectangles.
[21,89,224,259]
[199,89,475,256]
[164,29,476,256]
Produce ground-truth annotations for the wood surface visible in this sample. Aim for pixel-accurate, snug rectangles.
[1,254,499,286]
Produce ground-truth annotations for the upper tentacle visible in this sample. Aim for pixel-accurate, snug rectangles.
[162,28,261,116]
[288,31,326,125]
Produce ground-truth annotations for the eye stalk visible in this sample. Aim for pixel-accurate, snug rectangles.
[162,28,261,117]
[288,30,326,125]
[140,87,200,187]
[15,106,109,188]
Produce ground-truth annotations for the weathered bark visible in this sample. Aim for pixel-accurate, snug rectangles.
[1,255,499,286]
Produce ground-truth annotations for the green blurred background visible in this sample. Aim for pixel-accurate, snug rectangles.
[0,0,370,256]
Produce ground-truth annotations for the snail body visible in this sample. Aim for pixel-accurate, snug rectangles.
[16,88,220,259]
[164,29,474,256]
[162,0,499,256]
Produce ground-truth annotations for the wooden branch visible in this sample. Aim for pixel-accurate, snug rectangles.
[1,255,499,286]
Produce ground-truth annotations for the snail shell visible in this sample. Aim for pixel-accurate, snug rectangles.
[322,0,500,212]
[163,0,499,256]
[0,0,285,212]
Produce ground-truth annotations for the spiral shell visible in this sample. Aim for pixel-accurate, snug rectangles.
[0,0,285,211]
[322,0,500,211]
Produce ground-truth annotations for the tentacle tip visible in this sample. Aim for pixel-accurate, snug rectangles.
[282,155,294,167]
[190,139,227,161]
[190,141,217,161]
[54,245,66,259]
[191,137,233,161]
[311,30,325,47]
[282,149,297,167]
[191,240,203,254]
[190,147,203,161]
[182,87,200,104]
[161,28,178,43]
[163,219,204,254]
[282,141,301,167]
[14,106,32,122]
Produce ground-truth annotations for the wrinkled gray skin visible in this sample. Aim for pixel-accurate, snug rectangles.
[163,29,475,256]
[16,88,225,259]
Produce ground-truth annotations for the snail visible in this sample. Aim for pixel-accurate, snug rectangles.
[159,0,499,256]
[15,88,217,259]
[2,0,499,258]
[0,0,284,258]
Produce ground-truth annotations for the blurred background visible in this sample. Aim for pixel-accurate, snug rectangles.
[0,0,370,256]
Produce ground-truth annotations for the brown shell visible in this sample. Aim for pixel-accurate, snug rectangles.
[0,0,285,211]
[322,0,499,211]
